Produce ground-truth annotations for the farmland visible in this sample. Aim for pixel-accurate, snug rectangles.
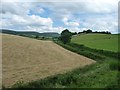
[71,34,119,52]
[2,34,95,87]
[1,32,119,88]
[1,0,119,88]
[11,40,119,88]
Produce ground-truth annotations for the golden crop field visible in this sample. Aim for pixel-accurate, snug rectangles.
[2,34,96,87]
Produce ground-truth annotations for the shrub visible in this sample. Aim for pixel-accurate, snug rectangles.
[109,60,120,71]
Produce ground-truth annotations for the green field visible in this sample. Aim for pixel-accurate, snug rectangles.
[71,34,119,52]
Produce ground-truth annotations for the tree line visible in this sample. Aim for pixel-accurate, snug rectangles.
[59,29,111,44]
[78,29,111,34]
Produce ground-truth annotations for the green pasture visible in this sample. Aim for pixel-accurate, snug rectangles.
[71,34,119,52]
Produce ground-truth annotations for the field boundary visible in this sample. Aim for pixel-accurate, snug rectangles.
[54,41,120,60]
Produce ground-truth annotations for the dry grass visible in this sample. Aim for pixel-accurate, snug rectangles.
[2,34,96,87]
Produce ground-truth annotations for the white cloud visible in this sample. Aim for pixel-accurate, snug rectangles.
[62,17,79,27]
[50,27,65,33]
[2,0,35,2]
[1,12,53,32]
[80,15,118,33]
[1,2,54,32]
[30,8,44,14]
[39,0,118,33]
[42,0,118,17]
[1,0,119,33]
[1,2,32,16]
[29,15,53,27]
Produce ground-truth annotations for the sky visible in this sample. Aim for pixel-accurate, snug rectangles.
[0,0,119,33]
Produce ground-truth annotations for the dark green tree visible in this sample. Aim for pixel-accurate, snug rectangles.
[72,32,77,35]
[35,35,39,39]
[86,29,92,33]
[60,29,72,44]
[42,36,45,40]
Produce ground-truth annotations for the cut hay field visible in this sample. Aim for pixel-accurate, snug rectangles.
[71,34,119,52]
[2,34,95,87]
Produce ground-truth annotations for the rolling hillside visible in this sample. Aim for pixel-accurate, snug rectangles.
[2,34,95,87]
[71,34,119,52]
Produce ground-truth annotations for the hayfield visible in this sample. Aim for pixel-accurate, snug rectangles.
[71,34,119,52]
[12,40,119,88]
[2,34,95,87]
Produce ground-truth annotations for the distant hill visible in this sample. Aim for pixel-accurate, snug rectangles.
[0,29,60,38]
